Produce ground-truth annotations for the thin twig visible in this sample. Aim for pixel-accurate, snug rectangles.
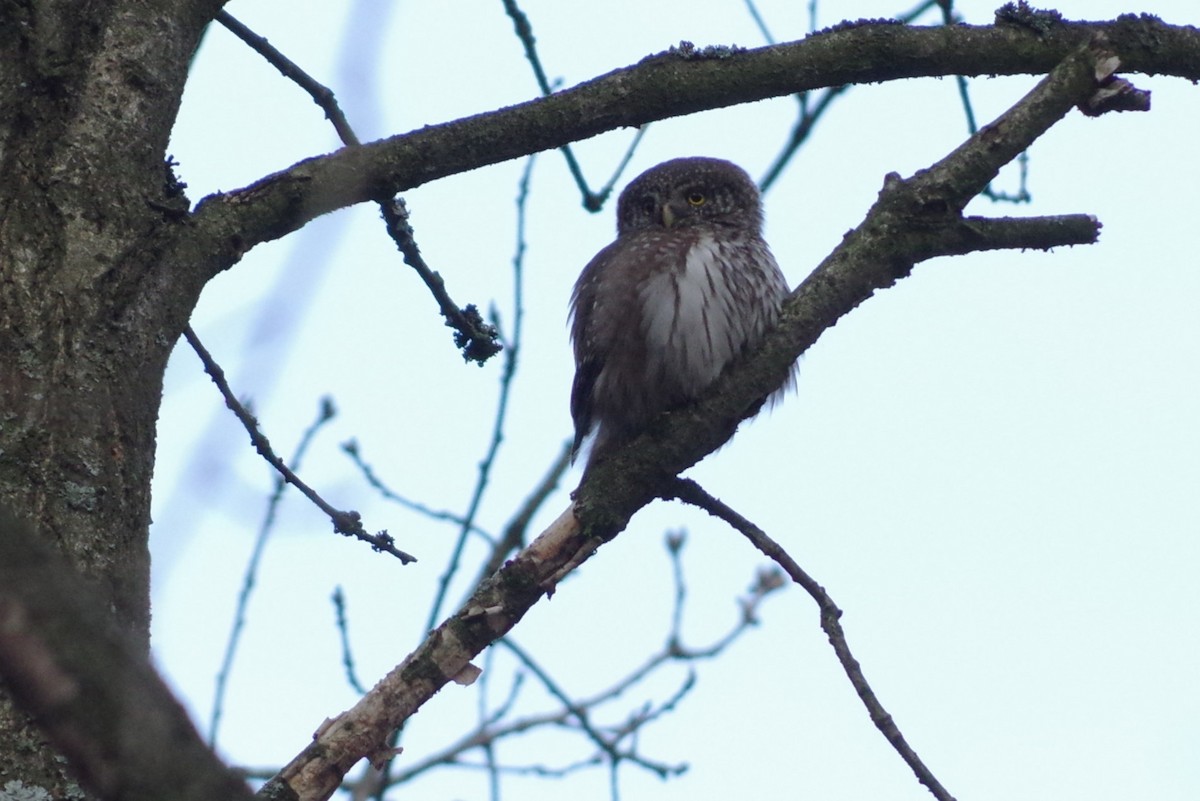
[499,0,644,212]
[664,530,687,651]
[900,0,943,23]
[372,531,776,791]
[477,647,502,801]
[759,85,848,192]
[663,477,957,801]
[380,200,503,365]
[760,0,942,192]
[499,0,553,95]
[499,0,595,207]
[934,0,1032,202]
[341,439,494,541]
[473,440,573,585]
[216,12,360,146]
[332,586,367,695]
[210,397,338,745]
[495,638,618,762]
[218,11,501,364]
[424,154,537,632]
[369,154,540,801]
[184,326,416,563]
[744,0,776,44]
[589,127,649,213]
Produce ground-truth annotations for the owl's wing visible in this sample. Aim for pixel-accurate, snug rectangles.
[568,240,625,461]
[570,356,601,461]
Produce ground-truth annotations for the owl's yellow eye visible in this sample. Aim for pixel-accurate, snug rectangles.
[686,192,706,207]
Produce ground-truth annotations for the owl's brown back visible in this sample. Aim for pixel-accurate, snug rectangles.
[570,157,791,467]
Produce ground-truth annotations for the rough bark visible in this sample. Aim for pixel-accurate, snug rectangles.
[0,0,218,793]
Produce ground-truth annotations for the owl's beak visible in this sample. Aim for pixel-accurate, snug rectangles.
[661,204,677,228]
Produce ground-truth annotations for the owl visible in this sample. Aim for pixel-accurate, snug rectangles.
[570,156,792,468]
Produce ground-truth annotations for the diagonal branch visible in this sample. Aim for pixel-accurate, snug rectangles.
[216,11,501,364]
[260,36,1133,801]
[215,12,360,147]
[184,327,416,564]
[210,398,340,746]
[663,478,956,801]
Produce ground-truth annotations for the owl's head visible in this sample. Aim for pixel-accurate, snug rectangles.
[615,157,763,236]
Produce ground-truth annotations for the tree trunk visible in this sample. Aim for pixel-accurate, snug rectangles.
[0,1,215,793]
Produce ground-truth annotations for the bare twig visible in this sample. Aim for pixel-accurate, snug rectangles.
[498,0,554,97]
[495,639,618,761]
[663,478,956,801]
[216,12,359,146]
[759,85,848,192]
[333,587,367,695]
[760,0,942,192]
[476,647,502,801]
[183,326,416,563]
[934,1,1032,202]
[500,0,644,211]
[340,439,493,540]
[380,200,503,365]
[368,153,541,801]
[217,11,501,364]
[356,152,538,801]
[370,530,773,792]
[665,530,687,648]
[423,155,538,633]
[473,440,573,585]
[743,0,776,44]
[210,398,338,745]
[589,126,649,213]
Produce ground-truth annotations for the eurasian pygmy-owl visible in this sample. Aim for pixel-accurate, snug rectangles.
[569,156,792,468]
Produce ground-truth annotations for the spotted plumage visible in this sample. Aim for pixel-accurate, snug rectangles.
[570,156,792,467]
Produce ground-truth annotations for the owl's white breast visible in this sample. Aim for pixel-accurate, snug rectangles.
[639,233,746,395]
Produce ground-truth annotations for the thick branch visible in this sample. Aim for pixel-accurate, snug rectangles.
[259,36,1124,801]
[181,15,1194,281]
[0,511,256,801]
